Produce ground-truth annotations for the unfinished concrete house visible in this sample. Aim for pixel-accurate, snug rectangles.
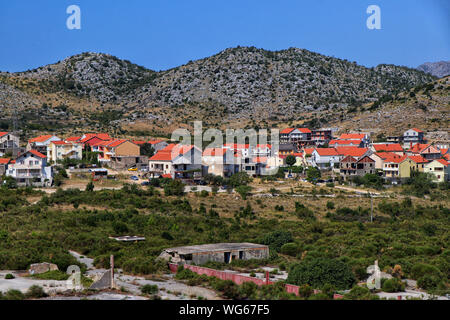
[159,243,269,265]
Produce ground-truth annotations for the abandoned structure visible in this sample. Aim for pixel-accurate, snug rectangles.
[159,243,269,265]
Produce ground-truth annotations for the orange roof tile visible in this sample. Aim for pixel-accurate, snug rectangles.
[27,150,47,158]
[329,139,362,145]
[435,159,449,166]
[0,158,10,164]
[339,133,366,140]
[315,148,339,156]
[411,128,423,133]
[373,144,404,152]
[51,141,71,146]
[65,136,81,142]
[29,135,55,143]
[280,128,295,134]
[407,143,430,153]
[407,155,428,164]
[0,132,8,138]
[298,128,311,133]
[336,147,368,157]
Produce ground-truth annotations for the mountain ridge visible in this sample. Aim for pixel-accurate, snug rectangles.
[0,46,439,135]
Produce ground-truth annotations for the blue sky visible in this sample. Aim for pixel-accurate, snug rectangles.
[0,0,448,72]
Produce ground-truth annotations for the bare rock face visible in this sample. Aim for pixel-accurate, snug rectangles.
[0,47,436,125]
[28,262,59,275]
[417,61,450,78]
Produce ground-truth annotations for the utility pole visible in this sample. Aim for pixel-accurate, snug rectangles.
[370,192,373,223]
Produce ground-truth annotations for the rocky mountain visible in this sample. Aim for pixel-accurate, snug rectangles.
[417,61,450,78]
[333,76,450,140]
[0,47,438,135]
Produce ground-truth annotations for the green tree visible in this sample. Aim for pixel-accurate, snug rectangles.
[229,172,252,187]
[164,179,185,196]
[287,258,356,290]
[140,143,155,157]
[306,167,321,183]
[286,155,296,167]
[235,185,252,200]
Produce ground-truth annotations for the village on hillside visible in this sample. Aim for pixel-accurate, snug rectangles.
[0,127,449,188]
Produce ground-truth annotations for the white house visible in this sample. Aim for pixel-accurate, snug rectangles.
[27,135,61,155]
[47,140,83,163]
[403,128,425,147]
[311,148,341,169]
[7,150,53,186]
[149,144,202,179]
[0,132,20,156]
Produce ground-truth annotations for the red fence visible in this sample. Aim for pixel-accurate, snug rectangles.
[169,263,321,297]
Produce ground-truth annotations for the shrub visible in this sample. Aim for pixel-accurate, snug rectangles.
[287,258,356,290]
[326,201,335,210]
[343,286,379,300]
[26,285,48,298]
[411,263,442,280]
[164,180,185,196]
[417,274,442,290]
[5,273,14,279]
[261,230,293,252]
[235,185,252,200]
[381,278,405,293]
[141,284,158,295]
[4,289,25,300]
[280,243,299,256]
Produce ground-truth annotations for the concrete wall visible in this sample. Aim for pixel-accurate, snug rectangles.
[189,247,269,265]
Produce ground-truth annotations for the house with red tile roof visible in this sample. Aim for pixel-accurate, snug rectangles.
[6,150,53,186]
[382,155,416,181]
[280,128,313,147]
[65,136,81,142]
[0,132,20,156]
[339,155,375,180]
[312,148,341,169]
[424,159,449,183]
[338,133,370,146]
[371,143,404,156]
[97,140,140,163]
[0,158,11,175]
[335,147,370,159]
[202,148,240,177]
[403,128,425,147]
[27,135,61,155]
[79,133,112,147]
[149,144,202,179]
[407,155,429,172]
[47,140,83,162]
[406,143,441,160]
[329,139,364,147]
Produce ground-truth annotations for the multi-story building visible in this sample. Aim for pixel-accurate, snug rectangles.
[6,150,53,187]
[149,144,202,179]
[47,140,83,163]
[403,128,425,147]
[0,132,20,156]
[311,129,333,146]
[424,159,449,183]
[27,135,61,155]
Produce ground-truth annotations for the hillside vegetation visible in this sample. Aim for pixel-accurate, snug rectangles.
[0,47,437,135]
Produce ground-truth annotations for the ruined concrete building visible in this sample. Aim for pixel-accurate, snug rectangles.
[159,243,269,265]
